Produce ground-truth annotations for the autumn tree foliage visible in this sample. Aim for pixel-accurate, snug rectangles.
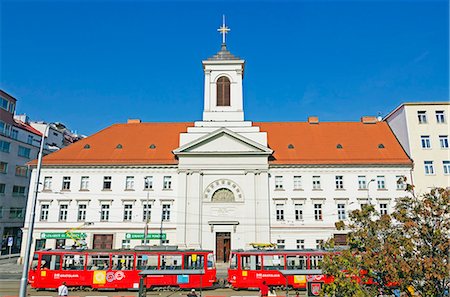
[321,185,449,297]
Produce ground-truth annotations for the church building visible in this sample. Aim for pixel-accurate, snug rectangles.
[21,23,412,262]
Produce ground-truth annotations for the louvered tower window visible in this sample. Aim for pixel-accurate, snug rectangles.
[216,76,230,106]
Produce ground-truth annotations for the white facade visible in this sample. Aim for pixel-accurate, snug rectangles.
[20,42,413,262]
[385,102,450,195]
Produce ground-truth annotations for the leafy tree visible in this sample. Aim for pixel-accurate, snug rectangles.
[320,183,450,297]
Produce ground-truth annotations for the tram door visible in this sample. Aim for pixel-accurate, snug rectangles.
[215,232,231,262]
[93,234,113,249]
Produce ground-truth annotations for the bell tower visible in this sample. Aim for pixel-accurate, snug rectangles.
[202,17,245,122]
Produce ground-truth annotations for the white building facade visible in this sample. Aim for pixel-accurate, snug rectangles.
[20,41,412,262]
[384,102,450,195]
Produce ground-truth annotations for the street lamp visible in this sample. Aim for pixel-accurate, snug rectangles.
[367,178,376,205]
[19,123,57,297]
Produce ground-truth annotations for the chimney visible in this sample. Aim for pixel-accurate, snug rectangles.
[308,116,319,124]
[361,116,377,124]
[127,119,141,124]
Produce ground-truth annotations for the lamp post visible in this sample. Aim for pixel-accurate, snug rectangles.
[19,123,52,297]
[143,177,150,245]
[367,178,376,205]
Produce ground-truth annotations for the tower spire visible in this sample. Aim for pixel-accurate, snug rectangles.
[217,15,230,44]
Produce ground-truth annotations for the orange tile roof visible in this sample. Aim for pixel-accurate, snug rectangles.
[255,121,411,165]
[35,123,193,165]
[14,120,43,136]
[35,121,411,166]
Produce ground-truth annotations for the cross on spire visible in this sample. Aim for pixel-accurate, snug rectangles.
[217,15,230,44]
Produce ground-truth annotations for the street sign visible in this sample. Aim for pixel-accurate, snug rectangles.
[7,237,13,247]
[40,232,86,239]
[125,233,166,240]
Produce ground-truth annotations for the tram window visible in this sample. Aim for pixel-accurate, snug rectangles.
[241,255,262,270]
[62,254,85,270]
[32,253,39,270]
[262,255,285,270]
[184,254,204,269]
[87,255,110,270]
[310,255,323,269]
[207,253,215,269]
[229,254,237,269]
[286,255,306,269]
[112,254,134,270]
[160,254,182,270]
[40,254,61,270]
[136,254,158,270]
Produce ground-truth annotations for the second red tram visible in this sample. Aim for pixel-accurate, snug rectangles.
[29,247,216,290]
[228,249,333,290]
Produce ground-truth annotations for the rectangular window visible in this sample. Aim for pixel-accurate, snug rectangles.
[144,176,153,190]
[80,176,89,190]
[18,146,31,158]
[0,97,9,110]
[0,206,2,218]
[162,204,171,221]
[312,176,321,190]
[315,240,324,250]
[0,121,12,136]
[103,176,112,190]
[296,239,305,249]
[10,129,18,139]
[44,177,52,190]
[443,161,450,175]
[0,162,7,174]
[337,203,346,220]
[27,135,34,145]
[379,203,388,215]
[440,135,449,148]
[9,207,24,219]
[0,183,5,194]
[417,111,427,123]
[77,204,87,221]
[314,204,323,221]
[396,175,406,190]
[0,140,10,152]
[123,204,133,221]
[358,176,367,189]
[40,204,49,221]
[125,176,135,190]
[15,166,28,177]
[12,185,26,196]
[377,176,386,189]
[275,176,283,189]
[293,176,302,190]
[276,239,285,249]
[59,204,68,221]
[276,204,284,221]
[62,176,71,190]
[122,240,131,249]
[436,110,445,123]
[424,161,434,175]
[163,176,172,189]
[101,204,110,221]
[335,176,344,189]
[294,203,303,220]
[421,136,431,148]
[143,204,152,222]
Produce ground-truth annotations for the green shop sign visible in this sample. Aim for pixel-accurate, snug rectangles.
[125,233,166,240]
[40,232,87,239]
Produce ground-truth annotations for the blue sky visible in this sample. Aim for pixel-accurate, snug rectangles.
[1,0,448,135]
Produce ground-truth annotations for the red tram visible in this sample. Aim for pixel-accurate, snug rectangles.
[29,247,216,290]
[228,249,333,290]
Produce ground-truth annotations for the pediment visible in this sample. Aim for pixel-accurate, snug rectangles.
[173,128,272,155]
